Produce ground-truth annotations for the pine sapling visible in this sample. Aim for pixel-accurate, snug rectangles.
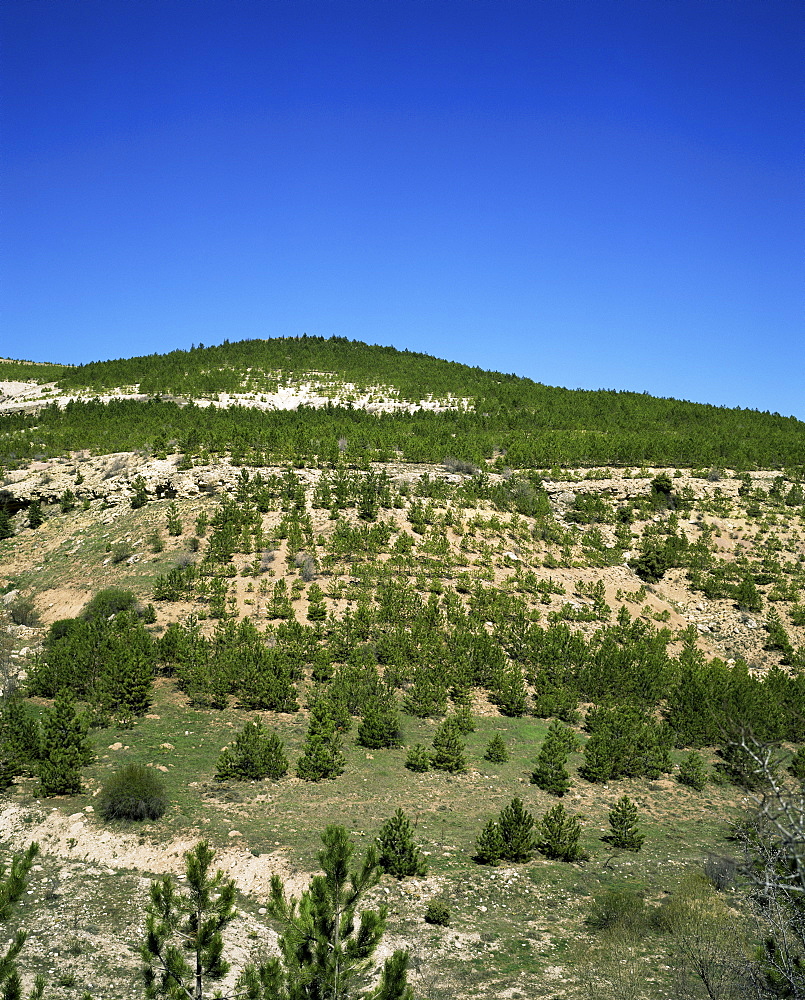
[429,720,467,774]
[605,795,645,851]
[537,803,588,862]
[376,809,428,879]
[404,744,430,773]
[484,733,509,763]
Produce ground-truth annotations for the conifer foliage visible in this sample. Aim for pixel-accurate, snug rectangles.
[142,841,237,999]
[38,690,93,796]
[530,721,577,796]
[215,718,288,782]
[476,798,537,865]
[605,795,645,851]
[483,733,509,763]
[537,803,588,862]
[376,809,428,880]
[296,703,345,782]
[429,720,467,773]
[245,825,414,1000]
[0,842,45,1000]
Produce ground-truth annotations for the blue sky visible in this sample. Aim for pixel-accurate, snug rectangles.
[1,0,803,417]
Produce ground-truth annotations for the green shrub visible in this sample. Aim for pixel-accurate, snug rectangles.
[99,763,167,821]
[424,899,450,926]
[585,887,648,933]
[8,595,39,627]
[790,746,805,782]
[80,588,139,622]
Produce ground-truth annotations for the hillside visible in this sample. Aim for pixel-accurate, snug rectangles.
[0,339,803,998]
[1,337,803,470]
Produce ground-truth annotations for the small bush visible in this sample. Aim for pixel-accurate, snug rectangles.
[586,888,648,933]
[80,588,139,622]
[8,595,40,627]
[703,853,737,891]
[111,541,134,564]
[424,899,450,926]
[99,764,168,821]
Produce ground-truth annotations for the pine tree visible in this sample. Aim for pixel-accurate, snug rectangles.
[491,666,528,717]
[26,498,44,530]
[402,667,448,718]
[537,803,588,862]
[531,721,577,796]
[429,720,467,773]
[677,750,708,791]
[404,744,430,773]
[166,502,183,536]
[0,842,45,1000]
[497,797,536,862]
[483,733,508,763]
[131,475,149,509]
[38,690,93,796]
[376,809,427,879]
[0,506,13,540]
[0,697,40,790]
[243,825,414,1000]
[97,644,154,724]
[142,841,237,999]
[296,708,345,782]
[215,718,288,782]
[475,798,536,864]
[605,795,645,850]
[357,693,402,749]
[475,819,505,865]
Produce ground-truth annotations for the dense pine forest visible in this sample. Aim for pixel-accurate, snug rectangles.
[1,337,803,470]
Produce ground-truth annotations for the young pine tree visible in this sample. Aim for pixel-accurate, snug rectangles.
[142,841,237,1000]
[497,797,537,862]
[38,690,93,796]
[537,803,588,862]
[531,721,577,796]
[296,704,345,782]
[215,718,288,782]
[242,825,414,1000]
[483,733,509,763]
[357,693,402,749]
[0,842,45,1000]
[605,795,645,851]
[0,506,13,540]
[26,498,44,530]
[404,744,430,773]
[677,750,708,791]
[475,798,536,865]
[429,720,467,774]
[376,809,428,879]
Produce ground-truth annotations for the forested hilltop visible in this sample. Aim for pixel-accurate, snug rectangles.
[1,336,803,470]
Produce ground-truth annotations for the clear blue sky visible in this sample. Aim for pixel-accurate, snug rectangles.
[1,0,803,417]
